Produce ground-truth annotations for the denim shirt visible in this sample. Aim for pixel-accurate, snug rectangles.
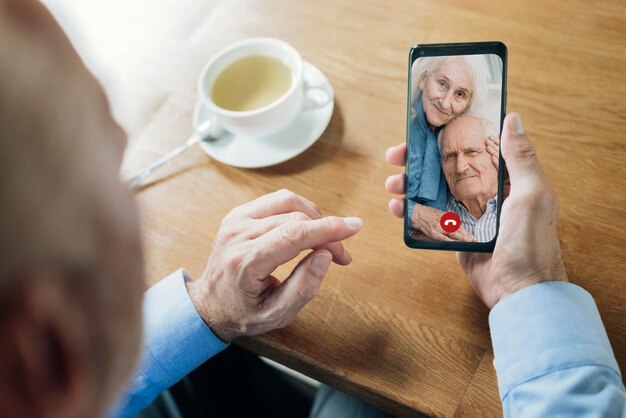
[406,92,447,212]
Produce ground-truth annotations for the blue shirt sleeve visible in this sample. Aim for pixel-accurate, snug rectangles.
[489,281,626,417]
[105,269,228,418]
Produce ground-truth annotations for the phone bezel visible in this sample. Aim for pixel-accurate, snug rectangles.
[403,41,508,252]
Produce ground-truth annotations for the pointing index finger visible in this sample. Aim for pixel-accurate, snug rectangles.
[252,216,363,273]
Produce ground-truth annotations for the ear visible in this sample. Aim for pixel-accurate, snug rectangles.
[0,277,94,418]
[418,71,427,90]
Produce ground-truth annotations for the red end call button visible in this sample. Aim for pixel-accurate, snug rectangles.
[440,212,461,233]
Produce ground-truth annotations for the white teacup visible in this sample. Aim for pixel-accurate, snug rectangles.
[198,37,332,138]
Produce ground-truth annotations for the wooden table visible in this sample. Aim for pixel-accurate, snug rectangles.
[48,0,626,416]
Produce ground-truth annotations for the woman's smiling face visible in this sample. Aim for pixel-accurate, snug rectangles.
[420,57,473,129]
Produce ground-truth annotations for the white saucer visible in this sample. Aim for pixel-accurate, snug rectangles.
[193,61,334,169]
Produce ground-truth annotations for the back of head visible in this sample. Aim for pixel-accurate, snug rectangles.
[0,0,104,288]
[0,1,144,417]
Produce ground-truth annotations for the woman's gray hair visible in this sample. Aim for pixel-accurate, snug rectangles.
[411,55,490,115]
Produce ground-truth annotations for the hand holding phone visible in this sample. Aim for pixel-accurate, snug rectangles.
[386,114,568,307]
[458,113,568,307]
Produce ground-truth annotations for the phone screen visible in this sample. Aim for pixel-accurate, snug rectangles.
[404,42,507,252]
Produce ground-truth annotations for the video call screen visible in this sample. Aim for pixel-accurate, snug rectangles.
[405,51,505,248]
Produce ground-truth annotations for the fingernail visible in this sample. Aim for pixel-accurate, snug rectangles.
[343,217,363,229]
[509,113,525,135]
[311,252,332,277]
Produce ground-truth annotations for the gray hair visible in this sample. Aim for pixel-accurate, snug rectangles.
[0,11,99,289]
[437,115,499,153]
[411,55,489,115]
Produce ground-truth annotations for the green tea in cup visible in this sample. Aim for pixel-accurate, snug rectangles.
[211,55,292,112]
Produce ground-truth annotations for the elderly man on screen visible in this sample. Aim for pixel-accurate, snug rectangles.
[438,115,500,242]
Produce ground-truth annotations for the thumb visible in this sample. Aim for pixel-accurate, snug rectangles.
[272,250,333,318]
[500,113,545,188]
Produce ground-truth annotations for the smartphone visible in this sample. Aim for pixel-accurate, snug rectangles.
[404,42,507,252]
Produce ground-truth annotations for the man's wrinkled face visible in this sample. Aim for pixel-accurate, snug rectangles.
[440,117,498,203]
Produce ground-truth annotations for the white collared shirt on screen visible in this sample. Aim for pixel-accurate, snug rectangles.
[447,192,498,242]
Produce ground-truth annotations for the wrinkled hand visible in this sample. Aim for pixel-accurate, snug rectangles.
[384,150,476,242]
[456,113,568,308]
[486,134,500,170]
[187,189,363,342]
[410,203,476,242]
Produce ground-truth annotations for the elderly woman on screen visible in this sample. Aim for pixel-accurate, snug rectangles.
[407,55,494,242]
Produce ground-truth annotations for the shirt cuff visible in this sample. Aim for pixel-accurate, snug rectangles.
[489,281,621,400]
[140,268,228,392]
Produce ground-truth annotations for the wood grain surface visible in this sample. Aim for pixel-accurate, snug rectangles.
[47,0,626,416]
